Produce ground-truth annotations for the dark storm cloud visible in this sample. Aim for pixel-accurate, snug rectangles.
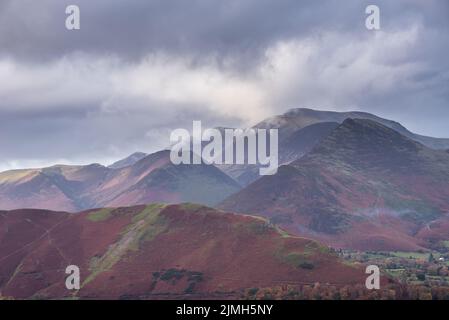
[0,0,350,63]
[3,1,448,60]
[0,0,448,170]
[2,0,426,66]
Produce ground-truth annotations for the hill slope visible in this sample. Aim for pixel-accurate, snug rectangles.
[220,119,449,251]
[0,204,365,299]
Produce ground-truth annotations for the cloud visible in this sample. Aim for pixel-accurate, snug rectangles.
[0,53,266,171]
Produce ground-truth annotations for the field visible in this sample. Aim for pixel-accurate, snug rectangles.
[340,249,449,291]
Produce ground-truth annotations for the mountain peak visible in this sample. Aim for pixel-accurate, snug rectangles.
[255,108,449,150]
[221,116,449,251]
[108,152,148,169]
[334,117,418,145]
[298,117,424,171]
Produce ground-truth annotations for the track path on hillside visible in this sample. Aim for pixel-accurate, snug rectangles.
[0,215,71,264]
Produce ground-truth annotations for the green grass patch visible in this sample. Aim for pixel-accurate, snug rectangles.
[87,208,114,222]
[384,268,408,281]
[275,226,291,238]
[304,241,330,255]
[83,204,168,287]
[131,203,166,223]
[390,251,431,260]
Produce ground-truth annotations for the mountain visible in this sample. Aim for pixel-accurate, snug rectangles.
[2,108,449,217]
[217,122,340,186]
[0,204,366,299]
[218,108,449,186]
[256,108,449,150]
[279,122,340,163]
[0,151,241,212]
[220,118,449,251]
[108,152,148,169]
[106,156,241,207]
[0,164,109,212]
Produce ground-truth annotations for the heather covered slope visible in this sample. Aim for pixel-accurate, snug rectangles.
[220,119,449,251]
[0,151,241,211]
[0,204,365,299]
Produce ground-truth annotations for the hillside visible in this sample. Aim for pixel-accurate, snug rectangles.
[220,119,449,251]
[0,204,365,299]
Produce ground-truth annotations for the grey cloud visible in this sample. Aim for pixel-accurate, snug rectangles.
[0,0,448,170]
[0,98,244,170]
[1,1,448,64]
[0,0,419,64]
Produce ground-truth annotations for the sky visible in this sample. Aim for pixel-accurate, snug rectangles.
[0,0,448,171]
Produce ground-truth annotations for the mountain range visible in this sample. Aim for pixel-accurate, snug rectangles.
[257,108,449,150]
[219,108,449,185]
[220,118,449,251]
[0,150,240,212]
[1,107,449,254]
